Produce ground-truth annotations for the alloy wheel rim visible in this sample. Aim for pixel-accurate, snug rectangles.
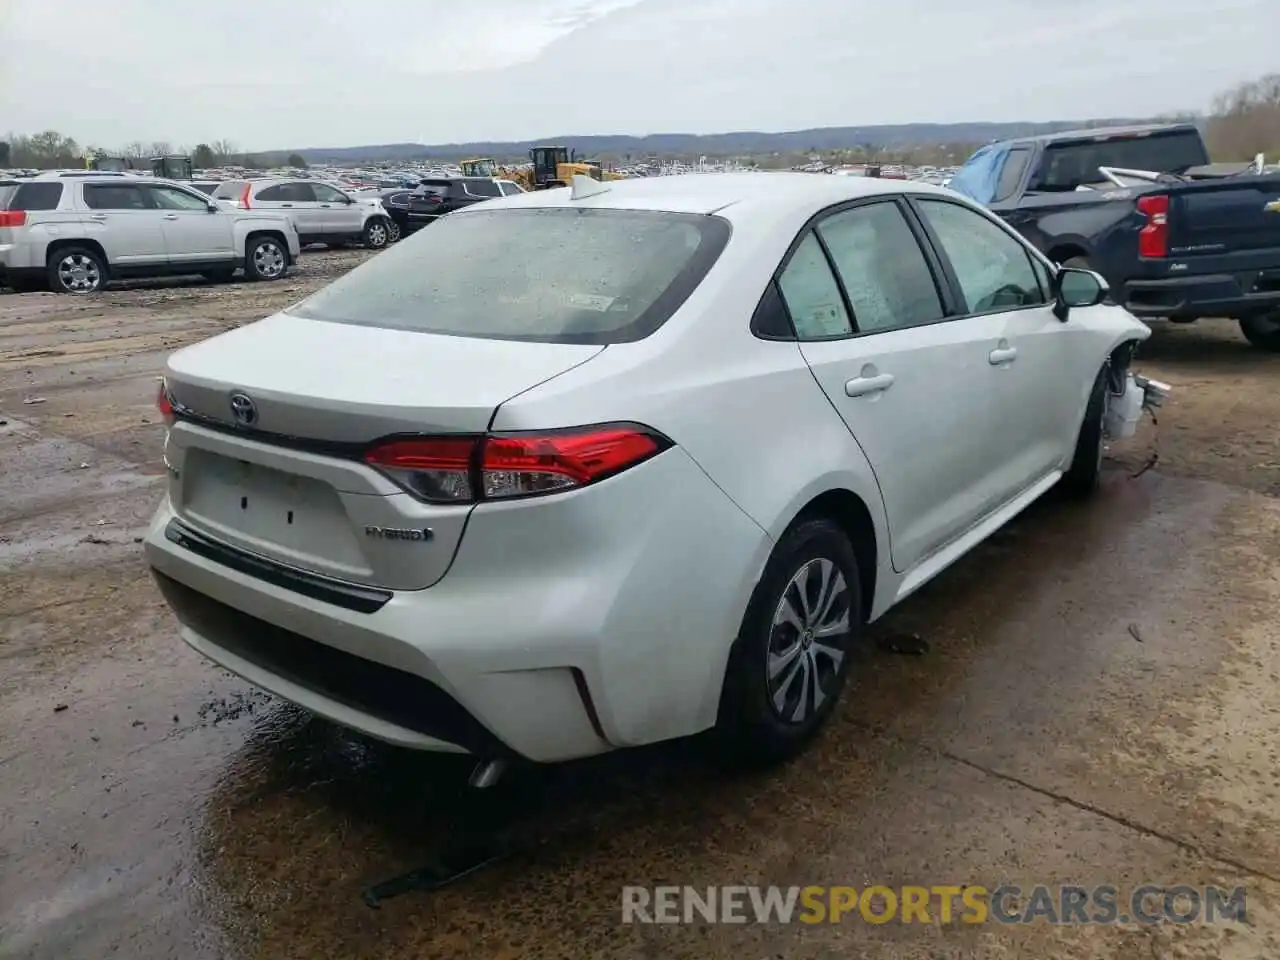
[767,557,850,724]
[58,254,100,292]
[254,242,284,278]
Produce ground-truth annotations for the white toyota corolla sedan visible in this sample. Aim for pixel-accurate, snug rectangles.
[144,172,1158,772]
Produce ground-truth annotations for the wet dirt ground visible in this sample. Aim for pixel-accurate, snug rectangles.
[3,262,1280,959]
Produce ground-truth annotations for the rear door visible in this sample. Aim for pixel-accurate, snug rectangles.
[145,183,236,263]
[254,181,323,238]
[80,183,168,265]
[785,199,999,573]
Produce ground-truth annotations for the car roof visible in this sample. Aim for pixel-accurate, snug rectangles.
[1003,122,1199,147]
[485,171,949,215]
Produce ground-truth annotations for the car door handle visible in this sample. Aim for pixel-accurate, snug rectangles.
[280,203,293,208]
[989,347,1018,365]
[162,214,179,220]
[845,373,895,397]
[319,203,332,208]
[89,214,107,221]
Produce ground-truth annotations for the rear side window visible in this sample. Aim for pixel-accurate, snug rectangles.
[288,207,731,344]
[1031,129,1209,190]
[1,182,65,211]
[777,233,852,338]
[84,184,148,210]
[212,180,248,199]
[463,179,500,199]
[816,202,944,334]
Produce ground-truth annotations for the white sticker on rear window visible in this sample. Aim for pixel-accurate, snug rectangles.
[568,293,616,312]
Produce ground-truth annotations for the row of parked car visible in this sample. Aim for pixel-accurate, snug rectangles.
[0,171,523,294]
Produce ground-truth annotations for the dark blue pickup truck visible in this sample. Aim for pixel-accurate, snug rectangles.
[949,123,1280,350]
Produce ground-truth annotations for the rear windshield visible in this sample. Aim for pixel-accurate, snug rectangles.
[287,207,731,344]
[0,181,64,210]
[1032,129,1210,191]
[212,180,248,199]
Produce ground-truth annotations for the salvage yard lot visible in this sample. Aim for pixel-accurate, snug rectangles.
[3,256,1280,960]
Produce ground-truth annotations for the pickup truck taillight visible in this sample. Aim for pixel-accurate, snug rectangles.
[1137,194,1169,258]
[0,211,27,228]
[238,184,252,209]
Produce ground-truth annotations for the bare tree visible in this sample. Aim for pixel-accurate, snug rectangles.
[212,138,236,162]
[1206,74,1280,160]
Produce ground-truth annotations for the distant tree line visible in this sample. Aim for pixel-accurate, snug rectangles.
[6,74,1277,172]
[0,133,309,171]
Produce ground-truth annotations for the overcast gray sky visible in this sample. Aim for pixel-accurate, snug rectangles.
[2,0,1274,151]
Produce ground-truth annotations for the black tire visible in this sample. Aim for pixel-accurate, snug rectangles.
[243,235,288,282]
[201,268,237,284]
[362,217,390,249]
[1238,313,1280,351]
[716,517,861,765]
[46,246,107,295]
[1060,365,1108,499]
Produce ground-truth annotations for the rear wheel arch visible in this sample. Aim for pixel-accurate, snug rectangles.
[1046,243,1090,266]
[792,489,878,624]
[46,237,109,272]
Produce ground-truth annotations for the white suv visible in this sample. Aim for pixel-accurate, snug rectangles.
[212,178,394,250]
[0,173,301,294]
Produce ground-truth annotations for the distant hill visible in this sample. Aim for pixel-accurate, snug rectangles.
[286,118,1162,164]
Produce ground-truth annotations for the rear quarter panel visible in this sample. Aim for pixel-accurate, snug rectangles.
[491,205,893,613]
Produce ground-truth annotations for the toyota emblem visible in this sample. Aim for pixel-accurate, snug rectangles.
[228,392,258,426]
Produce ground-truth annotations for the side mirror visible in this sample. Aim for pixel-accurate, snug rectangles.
[1053,266,1108,321]
[207,201,219,213]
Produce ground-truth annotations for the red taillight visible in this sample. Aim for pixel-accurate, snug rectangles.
[0,210,27,228]
[1137,193,1169,258]
[156,381,175,425]
[426,195,442,205]
[239,184,252,209]
[363,424,670,503]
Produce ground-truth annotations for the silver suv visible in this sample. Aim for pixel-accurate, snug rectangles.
[212,178,394,249]
[0,173,301,294]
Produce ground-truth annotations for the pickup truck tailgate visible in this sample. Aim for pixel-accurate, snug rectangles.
[1170,175,1280,256]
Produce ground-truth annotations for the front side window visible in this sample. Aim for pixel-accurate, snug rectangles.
[288,207,730,344]
[312,183,348,203]
[777,232,852,339]
[816,201,944,334]
[915,199,1045,313]
[147,185,211,210]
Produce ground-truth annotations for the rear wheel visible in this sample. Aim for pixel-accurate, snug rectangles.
[1060,365,1108,499]
[717,517,860,765]
[362,218,390,249]
[47,246,107,294]
[244,236,287,282]
[1239,313,1280,351]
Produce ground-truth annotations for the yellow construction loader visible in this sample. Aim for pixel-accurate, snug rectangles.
[523,146,624,189]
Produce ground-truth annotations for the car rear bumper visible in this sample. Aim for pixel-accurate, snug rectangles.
[1120,270,1280,319]
[143,447,770,762]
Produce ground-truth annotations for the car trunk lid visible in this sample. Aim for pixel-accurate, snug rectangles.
[1166,174,1280,256]
[162,312,603,590]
